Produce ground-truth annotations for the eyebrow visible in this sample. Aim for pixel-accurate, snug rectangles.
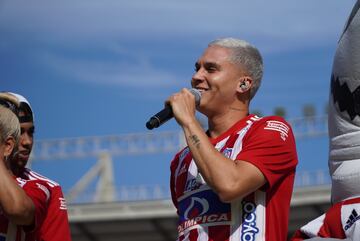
[195,61,221,70]
[204,62,221,69]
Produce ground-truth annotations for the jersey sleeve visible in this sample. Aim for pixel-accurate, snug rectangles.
[236,117,298,189]
[22,180,50,232]
[290,202,346,240]
[38,185,72,241]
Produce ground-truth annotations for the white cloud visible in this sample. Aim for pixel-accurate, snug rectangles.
[0,0,356,87]
[0,0,355,46]
[38,50,180,88]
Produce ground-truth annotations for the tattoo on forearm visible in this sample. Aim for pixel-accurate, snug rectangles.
[189,135,201,148]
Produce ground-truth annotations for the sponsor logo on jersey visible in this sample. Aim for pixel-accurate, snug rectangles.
[264,120,289,141]
[177,189,231,234]
[184,197,209,219]
[59,198,67,210]
[185,178,201,192]
[241,200,259,241]
[344,209,360,231]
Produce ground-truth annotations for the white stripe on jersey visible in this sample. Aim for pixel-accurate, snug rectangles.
[230,199,241,241]
[214,136,230,152]
[6,222,17,241]
[25,169,59,187]
[300,214,326,238]
[197,226,208,241]
[254,191,266,241]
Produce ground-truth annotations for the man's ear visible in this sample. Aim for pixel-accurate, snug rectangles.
[236,77,253,93]
[3,136,15,159]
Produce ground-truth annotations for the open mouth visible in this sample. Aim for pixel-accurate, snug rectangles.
[195,87,209,93]
[19,150,30,157]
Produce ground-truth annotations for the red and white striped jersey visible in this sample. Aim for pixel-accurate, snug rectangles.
[0,176,50,241]
[22,168,72,241]
[170,114,298,241]
[291,197,360,240]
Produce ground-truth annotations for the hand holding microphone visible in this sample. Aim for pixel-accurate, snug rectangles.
[146,88,201,130]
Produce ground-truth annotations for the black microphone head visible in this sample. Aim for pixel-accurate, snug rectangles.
[146,118,156,130]
[189,88,201,106]
[145,88,201,130]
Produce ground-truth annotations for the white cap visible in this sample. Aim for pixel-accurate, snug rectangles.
[7,92,34,123]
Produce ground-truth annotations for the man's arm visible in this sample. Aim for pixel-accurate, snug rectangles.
[0,159,35,225]
[169,89,266,202]
[182,119,266,202]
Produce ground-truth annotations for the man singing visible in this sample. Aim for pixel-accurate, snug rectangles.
[168,37,298,241]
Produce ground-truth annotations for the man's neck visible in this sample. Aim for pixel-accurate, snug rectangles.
[10,163,26,178]
[207,106,249,138]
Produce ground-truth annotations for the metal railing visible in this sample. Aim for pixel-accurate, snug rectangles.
[31,115,328,162]
[29,115,330,204]
[66,169,331,204]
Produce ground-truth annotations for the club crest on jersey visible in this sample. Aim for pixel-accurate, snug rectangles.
[222,148,233,158]
[241,200,259,241]
[264,120,289,141]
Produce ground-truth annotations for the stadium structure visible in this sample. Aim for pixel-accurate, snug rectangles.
[30,115,331,241]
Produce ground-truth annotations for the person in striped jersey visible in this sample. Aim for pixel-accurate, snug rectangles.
[168,37,298,241]
[0,92,72,241]
[0,101,50,241]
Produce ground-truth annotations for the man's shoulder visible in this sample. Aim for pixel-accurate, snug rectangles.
[254,115,289,125]
[249,115,293,132]
[245,115,295,144]
[23,168,61,188]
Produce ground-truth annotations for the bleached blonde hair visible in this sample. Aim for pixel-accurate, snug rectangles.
[0,105,20,159]
[209,37,263,100]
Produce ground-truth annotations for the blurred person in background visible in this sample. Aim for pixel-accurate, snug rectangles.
[167,37,298,241]
[0,92,72,241]
[0,102,49,240]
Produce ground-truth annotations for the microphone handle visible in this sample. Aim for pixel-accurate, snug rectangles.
[146,105,173,130]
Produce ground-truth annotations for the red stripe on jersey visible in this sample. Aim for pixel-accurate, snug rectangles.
[189,229,198,241]
[176,153,194,198]
[208,225,230,241]
[219,133,240,155]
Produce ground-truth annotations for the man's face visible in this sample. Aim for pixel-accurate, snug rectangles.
[16,118,34,168]
[191,45,244,115]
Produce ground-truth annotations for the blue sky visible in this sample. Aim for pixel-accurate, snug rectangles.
[0,1,356,195]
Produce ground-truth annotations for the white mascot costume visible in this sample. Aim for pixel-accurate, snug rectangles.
[292,1,360,240]
[329,0,360,204]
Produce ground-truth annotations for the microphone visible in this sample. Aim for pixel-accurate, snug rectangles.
[146,88,201,130]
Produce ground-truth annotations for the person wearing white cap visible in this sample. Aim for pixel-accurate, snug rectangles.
[0,100,51,241]
[0,92,72,241]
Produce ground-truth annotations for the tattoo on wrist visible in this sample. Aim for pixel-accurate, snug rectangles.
[189,135,200,148]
